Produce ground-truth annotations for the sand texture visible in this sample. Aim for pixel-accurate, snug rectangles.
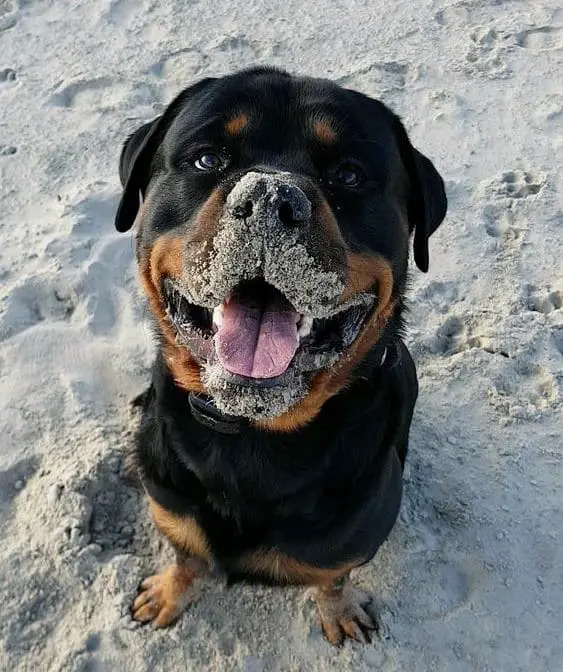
[0,0,562,670]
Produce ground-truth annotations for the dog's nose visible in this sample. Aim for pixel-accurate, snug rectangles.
[228,171,312,226]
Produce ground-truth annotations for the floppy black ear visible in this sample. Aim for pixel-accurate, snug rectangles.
[114,77,217,233]
[118,120,159,188]
[409,148,448,272]
[391,118,447,272]
[115,118,160,232]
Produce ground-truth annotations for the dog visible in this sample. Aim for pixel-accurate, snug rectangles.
[115,67,447,645]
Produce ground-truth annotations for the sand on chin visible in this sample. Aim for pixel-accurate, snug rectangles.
[0,0,562,671]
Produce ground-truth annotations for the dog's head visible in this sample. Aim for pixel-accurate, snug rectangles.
[116,68,447,429]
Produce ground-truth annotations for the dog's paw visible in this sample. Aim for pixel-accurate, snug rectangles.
[131,564,197,628]
[313,582,377,646]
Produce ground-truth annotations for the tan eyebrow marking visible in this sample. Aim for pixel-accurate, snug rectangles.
[312,119,338,144]
[225,113,249,136]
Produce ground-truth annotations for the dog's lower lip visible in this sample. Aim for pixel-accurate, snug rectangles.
[220,370,289,389]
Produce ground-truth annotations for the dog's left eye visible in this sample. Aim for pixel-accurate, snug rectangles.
[333,163,363,188]
[194,152,223,171]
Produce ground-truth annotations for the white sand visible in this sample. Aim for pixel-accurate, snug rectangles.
[1,0,562,670]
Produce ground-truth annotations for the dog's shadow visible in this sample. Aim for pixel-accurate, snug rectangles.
[70,405,160,567]
[362,408,477,627]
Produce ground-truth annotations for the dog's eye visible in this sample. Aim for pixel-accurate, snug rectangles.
[333,163,363,188]
[194,152,223,171]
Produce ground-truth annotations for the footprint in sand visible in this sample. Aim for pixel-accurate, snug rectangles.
[397,551,472,621]
[2,559,64,655]
[107,0,144,26]
[430,313,499,357]
[0,67,17,88]
[69,451,144,559]
[480,170,547,202]
[0,0,18,32]
[148,47,207,80]
[0,144,17,156]
[414,282,463,335]
[75,233,137,337]
[0,276,77,342]
[531,94,563,129]
[202,34,265,75]
[515,25,563,51]
[44,188,139,339]
[465,26,512,79]
[208,34,282,60]
[337,61,410,96]
[419,280,461,312]
[523,285,562,315]
[482,202,526,246]
[488,360,558,419]
[418,557,471,619]
[0,457,39,507]
[500,170,545,199]
[49,77,129,110]
[431,316,467,356]
[214,35,255,53]
[45,190,121,266]
[434,5,470,27]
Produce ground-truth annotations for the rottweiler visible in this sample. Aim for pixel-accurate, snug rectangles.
[115,67,447,645]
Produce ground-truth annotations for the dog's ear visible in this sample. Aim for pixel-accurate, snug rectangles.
[409,147,448,272]
[391,118,447,272]
[115,77,216,233]
[118,120,158,188]
[115,119,160,232]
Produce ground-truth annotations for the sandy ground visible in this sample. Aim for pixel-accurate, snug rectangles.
[0,0,562,670]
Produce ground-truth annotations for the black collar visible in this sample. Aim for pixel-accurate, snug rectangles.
[188,392,242,435]
[188,341,401,435]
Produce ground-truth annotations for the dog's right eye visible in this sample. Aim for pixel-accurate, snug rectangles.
[194,152,224,171]
[332,162,363,188]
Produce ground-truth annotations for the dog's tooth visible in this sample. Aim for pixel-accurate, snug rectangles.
[298,314,314,339]
[213,306,224,328]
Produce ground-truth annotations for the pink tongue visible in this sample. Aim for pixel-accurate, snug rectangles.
[214,300,299,379]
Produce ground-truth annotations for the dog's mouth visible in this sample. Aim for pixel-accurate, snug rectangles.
[163,277,375,387]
